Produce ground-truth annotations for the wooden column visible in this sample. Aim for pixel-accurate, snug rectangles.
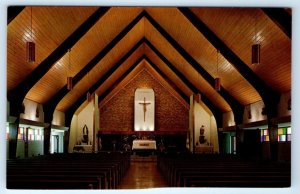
[43,124,51,155]
[235,126,244,157]
[8,119,19,159]
[24,127,29,158]
[268,120,278,161]
[64,130,70,153]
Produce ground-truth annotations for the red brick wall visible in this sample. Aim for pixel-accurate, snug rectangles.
[100,69,189,133]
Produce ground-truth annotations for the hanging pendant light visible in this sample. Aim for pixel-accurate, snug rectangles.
[27,7,35,63]
[252,44,260,65]
[215,50,221,91]
[87,91,92,102]
[67,76,73,90]
[215,77,221,91]
[252,13,261,65]
[86,70,92,102]
[67,49,73,90]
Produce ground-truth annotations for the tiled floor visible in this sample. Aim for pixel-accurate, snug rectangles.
[117,160,168,189]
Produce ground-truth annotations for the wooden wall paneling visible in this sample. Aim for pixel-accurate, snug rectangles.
[98,61,145,109]
[56,19,145,111]
[146,7,261,106]
[144,19,231,113]
[144,44,193,97]
[189,8,290,94]
[8,7,109,117]
[144,12,244,123]
[67,57,144,126]
[43,11,145,123]
[65,52,143,124]
[144,57,190,106]
[143,39,222,126]
[95,44,145,101]
[180,8,280,118]
[261,8,291,39]
[7,7,100,91]
[25,8,142,105]
[147,8,258,110]
[7,6,25,24]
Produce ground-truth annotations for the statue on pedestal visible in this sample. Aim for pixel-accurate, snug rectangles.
[81,124,89,144]
[199,125,205,144]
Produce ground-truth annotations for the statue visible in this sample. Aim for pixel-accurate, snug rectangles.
[199,125,205,144]
[81,124,89,144]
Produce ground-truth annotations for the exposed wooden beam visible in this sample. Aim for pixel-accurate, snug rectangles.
[44,11,145,123]
[178,8,280,119]
[65,38,144,114]
[8,7,110,117]
[144,56,190,104]
[261,8,291,39]
[7,6,25,25]
[144,39,222,126]
[98,56,144,106]
[65,56,144,127]
[144,12,243,124]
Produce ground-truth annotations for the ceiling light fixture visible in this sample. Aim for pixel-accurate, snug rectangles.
[27,7,35,63]
[67,49,73,91]
[215,50,221,91]
[86,71,92,102]
[252,13,261,65]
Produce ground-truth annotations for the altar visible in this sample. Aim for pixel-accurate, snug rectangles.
[132,139,156,156]
[195,145,214,154]
[73,145,93,153]
[132,140,157,150]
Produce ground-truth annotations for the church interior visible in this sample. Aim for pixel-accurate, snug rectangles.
[6,6,291,189]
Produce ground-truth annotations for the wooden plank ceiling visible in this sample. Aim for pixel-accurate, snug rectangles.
[7,6,291,116]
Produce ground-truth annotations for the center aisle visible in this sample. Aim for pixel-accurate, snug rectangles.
[117,156,168,189]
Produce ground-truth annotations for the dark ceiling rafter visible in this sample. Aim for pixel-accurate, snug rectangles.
[8,7,111,117]
[98,57,144,107]
[64,38,144,114]
[179,8,281,119]
[144,56,190,104]
[7,6,25,25]
[144,39,222,126]
[261,8,291,39]
[66,34,223,127]
[44,10,145,123]
[144,12,244,124]
[65,56,145,127]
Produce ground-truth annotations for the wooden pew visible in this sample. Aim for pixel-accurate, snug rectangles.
[157,154,291,188]
[7,152,131,190]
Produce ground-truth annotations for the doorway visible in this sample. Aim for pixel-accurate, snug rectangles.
[51,135,59,153]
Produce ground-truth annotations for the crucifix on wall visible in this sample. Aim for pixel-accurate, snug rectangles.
[139,97,151,122]
[134,88,155,131]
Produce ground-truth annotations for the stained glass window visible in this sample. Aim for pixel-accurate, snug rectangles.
[28,128,34,141]
[17,127,25,140]
[6,125,9,140]
[278,127,291,142]
[261,129,269,142]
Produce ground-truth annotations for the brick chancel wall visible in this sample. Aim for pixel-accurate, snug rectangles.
[100,69,189,133]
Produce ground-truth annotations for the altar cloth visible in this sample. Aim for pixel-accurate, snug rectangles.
[132,140,157,150]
